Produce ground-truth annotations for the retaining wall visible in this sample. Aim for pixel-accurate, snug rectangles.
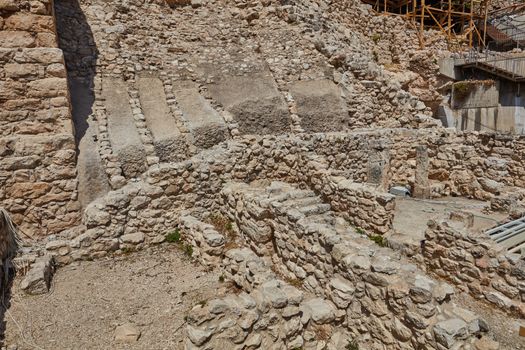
[0,0,80,236]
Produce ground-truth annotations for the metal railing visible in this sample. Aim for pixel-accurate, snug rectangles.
[487,13,525,48]
[458,42,525,81]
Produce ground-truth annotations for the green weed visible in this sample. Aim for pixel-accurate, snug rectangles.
[166,229,181,243]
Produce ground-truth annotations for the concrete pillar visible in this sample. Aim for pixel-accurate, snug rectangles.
[413,145,430,199]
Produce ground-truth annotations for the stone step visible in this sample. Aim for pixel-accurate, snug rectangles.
[298,203,332,216]
[172,80,228,149]
[306,213,336,226]
[289,79,348,132]
[280,195,323,209]
[69,78,110,208]
[136,74,186,163]
[102,77,146,178]
[206,70,291,135]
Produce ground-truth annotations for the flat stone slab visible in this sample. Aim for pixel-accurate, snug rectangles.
[102,78,146,177]
[173,80,228,149]
[70,78,110,208]
[137,74,186,162]
[206,71,291,135]
[289,79,348,132]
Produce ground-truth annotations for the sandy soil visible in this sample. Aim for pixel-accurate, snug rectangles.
[2,245,222,350]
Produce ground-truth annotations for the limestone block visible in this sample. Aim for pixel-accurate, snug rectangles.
[27,77,67,98]
[0,31,35,48]
[433,318,469,348]
[114,323,141,342]
[120,232,145,244]
[18,48,63,64]
[20,255,54,295]
[4,13,54,32]
[0,0,18,11]
[301,298,335,324]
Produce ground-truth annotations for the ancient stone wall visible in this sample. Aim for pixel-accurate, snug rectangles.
[0,0,80,236]
[177,215,225,266]
[314,129,525,199]
[188,248,335,349]
[211,182,490,350]
[35,129,525,265]
[423,220,525,317]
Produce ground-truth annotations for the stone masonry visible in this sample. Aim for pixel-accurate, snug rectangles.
[0,0,80,236]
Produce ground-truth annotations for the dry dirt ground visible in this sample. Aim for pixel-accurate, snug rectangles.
[2,242,524,350]
[2,245,222,350]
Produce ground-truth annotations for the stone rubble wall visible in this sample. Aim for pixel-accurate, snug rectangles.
[186,245,494,350]
[314,129,525,200]
[217,181,490,350]
[302,159,396,234]
[0,0,80,236]
[186,247,349,350]
[423,220,525,317]
[35,129,525,264]
[177,215,225,266]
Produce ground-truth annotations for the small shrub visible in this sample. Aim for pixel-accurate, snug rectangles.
[314,324,331,341]
[355,227,366,235]
[346,340,359,350]
[218,275,225,283]
[121,247,134,255]
[209,213,233,234]
[166,229,181,243]
[183,244,193,257]
[453,81,472,101]
[286,278,303,289]
[369,234,386,247]
[372,33,381,43]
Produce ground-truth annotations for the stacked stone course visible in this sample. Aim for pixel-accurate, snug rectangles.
[0,0,80,236]
[186,182,492,349]
[423,220,525,317]
[30,129,525,266]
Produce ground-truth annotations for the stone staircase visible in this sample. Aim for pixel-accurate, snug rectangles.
[71,72,232,207]
[218,181,493,349]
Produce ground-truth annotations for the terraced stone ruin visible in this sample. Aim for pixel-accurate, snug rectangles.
[0,0,524,349]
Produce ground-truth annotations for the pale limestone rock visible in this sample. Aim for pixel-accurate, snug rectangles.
[120,232,145,244]
[20,256,54,295]
[187,325,212,346]
[433,318,468,348]
[302,298,335,324]
[114,323,141,342]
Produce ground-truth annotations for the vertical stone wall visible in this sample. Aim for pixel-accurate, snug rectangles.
[0,0,80,236]
[423,220,525,317]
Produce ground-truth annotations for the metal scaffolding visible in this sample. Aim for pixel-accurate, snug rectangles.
[363,0,492,50]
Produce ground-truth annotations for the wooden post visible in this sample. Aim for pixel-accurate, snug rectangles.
[483,0,489,49]
[469,0,474,47]
[448,0,452,41]
[420,0,425,47]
